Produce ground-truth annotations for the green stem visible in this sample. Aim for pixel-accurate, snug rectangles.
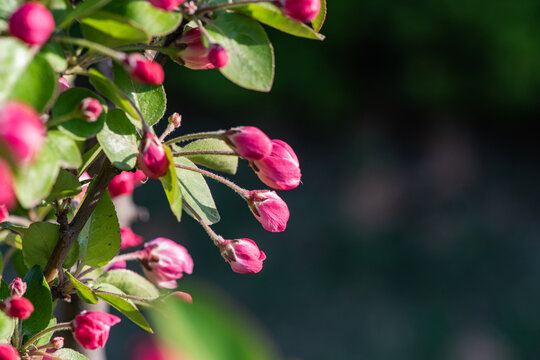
[116,44,178,57]
[197,0,272,15]
[93,289,156,302]
[12,319,19,348]
[54,36,125,61]
[181,200,223,246]
[174,163,248,198]
[172,150,236,157]
[21,323,72,351]
[164,131,225,145]
[46,110,78,128]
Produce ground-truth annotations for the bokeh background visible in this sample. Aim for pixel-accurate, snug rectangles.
[110,1,540,359]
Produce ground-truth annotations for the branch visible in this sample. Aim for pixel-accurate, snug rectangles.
[44,158,117,283]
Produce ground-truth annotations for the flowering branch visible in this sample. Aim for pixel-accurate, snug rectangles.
[21,322,72,351]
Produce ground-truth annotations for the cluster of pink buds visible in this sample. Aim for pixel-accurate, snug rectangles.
[137,131,170,179]
[124,53,165,85]
[281,0,321,23]
[0,278,34,321]
[72,311,121,349]
[108,170,146,198]
[175,28,229,70]
[147,0,185,11]
[8,1,55,46]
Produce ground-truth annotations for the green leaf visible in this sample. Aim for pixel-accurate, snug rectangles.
[12,250,29,278]
[79,192,121,267]
[52,88,107,141]
[0,222,27,236]
[65,272,99,304]
[35,317,57,347]
[58,0,112,28]
[95,269,160,300]
[51,349,90,360]
[47,170,83,201]
[151,286,279,360]
[14,139,60,208]
[0,280,9,300]
[160,146,182,221]
[174,156,220,224]
[112,62,166,127]
[312,0,326,32]
[22,222,60,270]
[22,266,53,336]
[41,42,68,73]
[94,283,153,333]
[206,13,274,92]
[97,109,139,170]
[234,3,324,40]
[48,131,83,168]
[0,38,34,104]
[181,139,238,175]
[88,68,142,124]
[81,10,150,47]
[104,0,182,37]
[10,54,56,112]
[0,311,14,341]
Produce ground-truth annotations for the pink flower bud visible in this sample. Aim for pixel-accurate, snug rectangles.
[108,260,127,271]
[58,77,70,95]
[0,205,8,223]
[3,296,34,319]
[78,97,103,122]
[137,132,169,179]
[176,28,214,70]
[208,44,229,69]
[147,0,185,11]
[120,227,144,250]
[219,238,266,274]
[168,113,181,128]
[140,238,193,289]
[134,169,147,184]
[52,337,64,349]
[224,126,272,161]
[72,311,121,350]
[8,1,55,46]
[247,190,290,232]
[124,53,164,85]
[283,0,321,23]
[0,344,20,360]
[252,139,301,190]
[9,278,26,297]
[171,291,192,304]
[0,101,46,164]
[108,172,136,198]
[0,160,15,209]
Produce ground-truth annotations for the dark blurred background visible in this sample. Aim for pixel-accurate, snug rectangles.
[110,1,540,359]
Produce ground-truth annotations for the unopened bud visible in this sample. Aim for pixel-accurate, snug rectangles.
[0,344,20,360]
[219,238,266,274]
[283,0,321,23]
[147,0,185,11]
[52,337,64,349]
[78,97,103,122]
[168,112,182,128]
[58,77,70,95]
[72,311,121,349]
[3,296,34,319]
[174,28,214,70]
[252,139,301,190]
[9,278,26,297]
[247,190,290,232]
[140,238,193,288]
[0,205,8,223]
[208,44,229,69]
[137,132,169,179]
[9,1,55,46]
[225,126,272,161]
[124,53,164,85]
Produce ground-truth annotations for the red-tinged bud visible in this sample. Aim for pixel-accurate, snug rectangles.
[0,101,46,164]
[252,139,301,190]
[58,77,70,95]
[78,97,102,122]
[108,260,127,271]
[108,172,136,198]
[170,291,192,304]
[124,53,164,85]
[283,0,321,23]
[219,238,266,274]
[208,44,229,69]
[3,296,34,319]
[52,337,64,349]
[0,344,20,360]
[147,0,185,11]
[9,278,26,297]
[140,238,193,289]
[8,2,54,46]
[134,169,147,184]
[72,311,121,350]
[0,205,8,223]
[168,112,181,128]
[137,132,169,179]
[0,160,15,210]
[225,126,272,161]
[247,190,290,232]
[175,28,214,70]
[120,227,144,250]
